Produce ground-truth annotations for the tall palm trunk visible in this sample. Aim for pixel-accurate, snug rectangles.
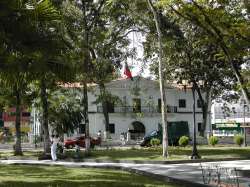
[99,83,109,140]
[83,82,90,154]
[40,78,50,154]
[147,0,168,157]
[81,1,91,154]
[14,88,22,155]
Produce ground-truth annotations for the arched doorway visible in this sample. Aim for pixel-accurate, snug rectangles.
[128,121,145,140]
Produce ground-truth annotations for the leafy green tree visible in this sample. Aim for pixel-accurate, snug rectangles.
[64,0,140,153]
[166,24,236,137]
[161,0,250,106]
[144,1,247,139]
[48,87,83,136]
[0,0,63,155]
[89,1,138,140]
[27,1,75,154]
[0,69,33,155]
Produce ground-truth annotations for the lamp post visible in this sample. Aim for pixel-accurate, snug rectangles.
[191,84,200,159]
[33,107,37,149]
[243,103,247,147]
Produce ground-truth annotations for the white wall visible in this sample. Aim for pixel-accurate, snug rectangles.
[85,77,209,140]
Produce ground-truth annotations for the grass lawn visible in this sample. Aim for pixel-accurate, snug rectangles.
[0,165,180,187]
[1,145,250,161]
[89,145,250,161]
[0,150,41,159]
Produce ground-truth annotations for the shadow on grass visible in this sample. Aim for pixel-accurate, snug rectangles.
[0,165,178,187]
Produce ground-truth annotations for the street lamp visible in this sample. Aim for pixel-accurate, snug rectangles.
[33,107,37,149]
[191,83,201,159]
[242,101,249,147]
[178,80,200,159]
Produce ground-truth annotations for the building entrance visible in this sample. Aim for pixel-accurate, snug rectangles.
[129,121,145,140]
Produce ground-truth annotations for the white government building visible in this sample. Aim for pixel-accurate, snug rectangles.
[31,76,211,143]
[86,76,211,141]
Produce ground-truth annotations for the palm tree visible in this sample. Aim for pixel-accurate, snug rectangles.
[0,0,70,155]
[0,57,33,155]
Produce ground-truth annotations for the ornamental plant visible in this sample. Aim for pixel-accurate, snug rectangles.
[178,136,189,147]
[234,135,244,146]
[150,138,161,147]
[209,136,219,146]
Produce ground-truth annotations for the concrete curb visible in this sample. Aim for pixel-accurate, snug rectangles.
[119,167,209,187]
[65,157,249,165]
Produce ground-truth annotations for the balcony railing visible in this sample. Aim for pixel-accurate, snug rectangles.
[96,105,178,113]
[214,112,250,119]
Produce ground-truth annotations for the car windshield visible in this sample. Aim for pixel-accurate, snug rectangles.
[77,137,84,140]
[144,130,157,137]
[150,131,157,136]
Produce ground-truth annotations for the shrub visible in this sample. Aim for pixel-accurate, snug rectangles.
[150,138,161,147]
[234,135,244,146]
[178,136,189,147]
[209,136,219,146]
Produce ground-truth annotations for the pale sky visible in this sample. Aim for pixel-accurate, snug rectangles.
[121,32,153,79]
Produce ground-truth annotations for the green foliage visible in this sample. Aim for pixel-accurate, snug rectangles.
[209,136,219,146]
[178,136,189,147]
[48,87,83,135]
[234,135,244,146]
[159,0,250,103]
[93,91,122,106]
[150,138,161,147]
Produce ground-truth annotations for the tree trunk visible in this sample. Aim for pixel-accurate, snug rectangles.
[83,82,90,154]
[40,78,50,154]
[193,80,212,138]
[81,1,91,154]
[199,91,208,137]
[203,89,212,137]
[99,83,110,140]
[14,88,22,156]
[147,0,168,157]
[221,45,250,106]
[201,105,208,137]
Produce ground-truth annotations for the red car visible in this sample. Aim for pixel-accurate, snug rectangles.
[64,136,101,149]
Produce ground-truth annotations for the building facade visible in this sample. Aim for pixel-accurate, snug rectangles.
[3,107,30,135]
[211,98,250,142]
[86,77,210,141]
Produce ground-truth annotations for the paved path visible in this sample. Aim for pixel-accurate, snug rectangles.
[1,159,250,186]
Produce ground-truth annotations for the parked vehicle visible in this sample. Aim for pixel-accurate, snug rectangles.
[64,136,101,149]
[140,121,190,146]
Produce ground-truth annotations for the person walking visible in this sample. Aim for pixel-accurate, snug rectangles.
[51,134,59,161]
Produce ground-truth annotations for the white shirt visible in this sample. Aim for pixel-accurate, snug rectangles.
[52,137,59,146]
